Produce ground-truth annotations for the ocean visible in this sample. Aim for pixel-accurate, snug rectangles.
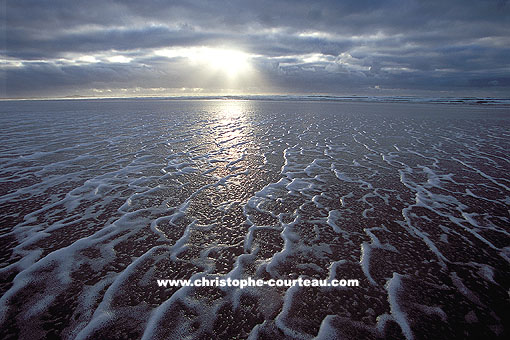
[0,98,509,339]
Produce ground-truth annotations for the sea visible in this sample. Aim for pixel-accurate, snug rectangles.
[0,97,509,339]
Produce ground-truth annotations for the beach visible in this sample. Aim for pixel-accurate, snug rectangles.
[1,98,509,339]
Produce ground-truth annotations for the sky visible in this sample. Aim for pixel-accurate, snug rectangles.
[2,0,510,98]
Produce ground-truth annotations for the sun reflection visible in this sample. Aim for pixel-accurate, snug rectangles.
[187,100,254,179]
[203,100,253,140]
[215,100,249,119]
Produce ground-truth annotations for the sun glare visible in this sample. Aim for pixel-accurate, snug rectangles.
[201,48,250,77]
[153,46,261,91]
[155,47,251,78]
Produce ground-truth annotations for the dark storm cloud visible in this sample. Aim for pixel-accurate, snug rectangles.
[2,0,510,97]
[5,26,221,59]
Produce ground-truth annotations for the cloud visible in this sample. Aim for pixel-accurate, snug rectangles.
[2,0,510,97]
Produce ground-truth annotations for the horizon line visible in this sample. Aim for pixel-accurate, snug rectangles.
[2,94,509,105]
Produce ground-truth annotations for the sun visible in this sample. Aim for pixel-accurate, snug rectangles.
[201,48,250,77]
[154,46,258,89]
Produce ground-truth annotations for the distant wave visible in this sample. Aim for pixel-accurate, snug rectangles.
[3,95,510,106]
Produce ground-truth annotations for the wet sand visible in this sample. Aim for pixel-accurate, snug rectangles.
[0,99,509,339]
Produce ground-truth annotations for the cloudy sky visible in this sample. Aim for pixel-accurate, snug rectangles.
[2,0,510,98]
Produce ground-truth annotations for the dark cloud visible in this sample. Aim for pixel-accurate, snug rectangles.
[2,0,510,97]
[5,26,221,59]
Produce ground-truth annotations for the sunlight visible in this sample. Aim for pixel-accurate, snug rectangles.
[155,47,252,79]
[217,99,248,118]
[203,48,250,77]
